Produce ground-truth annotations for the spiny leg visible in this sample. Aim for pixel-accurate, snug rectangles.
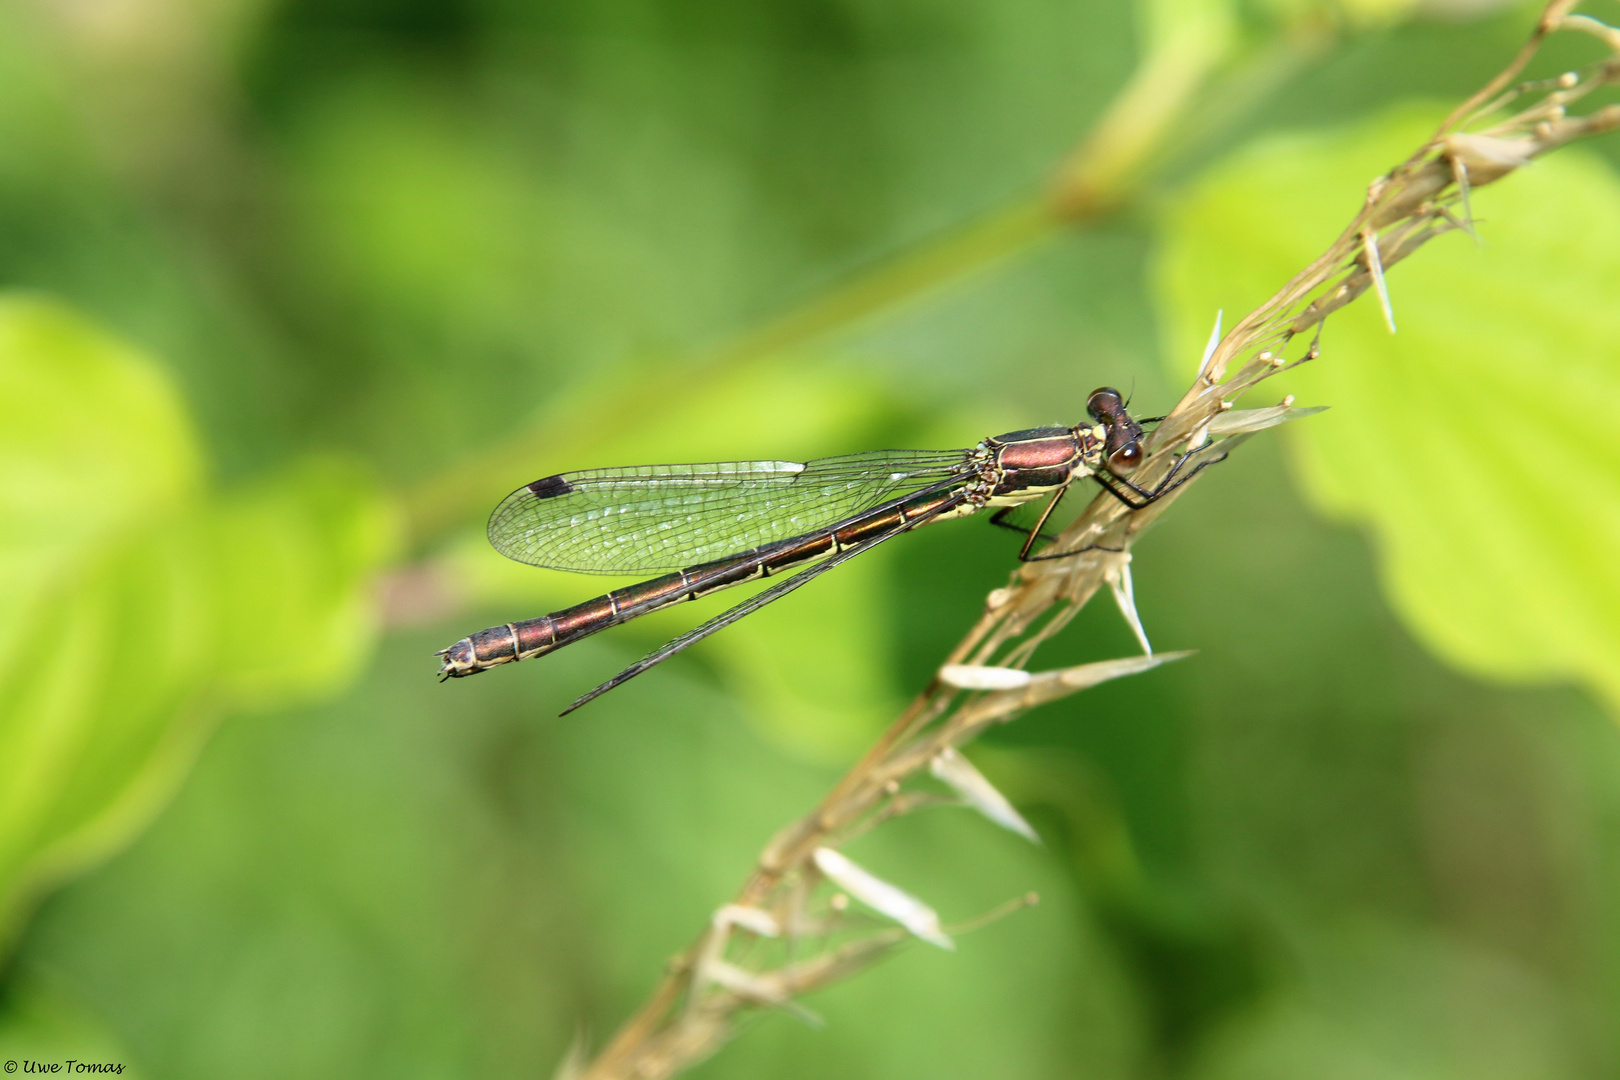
[988,505,1043,539]
[988,489,1071,562]
[1095,440,1229,510]
[1019,539,1127,562]
[992,490,1139,563]
[1017,487,1068,561]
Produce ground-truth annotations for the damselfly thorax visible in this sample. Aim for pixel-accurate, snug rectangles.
[437,387,1217,714]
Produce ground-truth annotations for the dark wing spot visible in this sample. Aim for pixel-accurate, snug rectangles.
[527,474,575,499]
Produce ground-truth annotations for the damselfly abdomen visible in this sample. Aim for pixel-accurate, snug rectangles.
[438,387,1213,713]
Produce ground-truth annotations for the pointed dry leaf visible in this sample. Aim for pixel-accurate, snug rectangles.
[713,904,780,938]
[1104,555,1152,656]
[1196,308,1223,380]
[938,664,1034,690]
[930,748,1039,843]
[702,961,826,1027]
[1446,155,1481,242]
[1444,132,1537,171]
[1205,403,1327,436]
[1030,651,1188,693]
[1053,651,1191,690]
[811,848,954,950]
[551,1030,588,1080]
[960,651,1193,720]
[1361,226,1397,333]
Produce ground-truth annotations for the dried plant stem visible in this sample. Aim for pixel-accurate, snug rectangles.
[574,6,1620,1078]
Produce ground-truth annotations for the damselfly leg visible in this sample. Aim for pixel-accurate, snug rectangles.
[1092,440,1229,511]
[989,488,1071,562]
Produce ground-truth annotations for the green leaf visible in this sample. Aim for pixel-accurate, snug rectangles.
[1243,0,1429,31]
[1141,0,1237,57]
[0,974,146,1078]
[0,297,400,948]
[0,296,202,612]
[208,459,400,706]
[1154,104,1620,713]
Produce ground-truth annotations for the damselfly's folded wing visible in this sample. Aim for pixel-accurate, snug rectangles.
[559,485,970,713]
[487,449,970,574]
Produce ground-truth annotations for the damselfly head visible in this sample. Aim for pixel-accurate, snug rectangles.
[1086,387,1127,423]
[1087,387,1147,475]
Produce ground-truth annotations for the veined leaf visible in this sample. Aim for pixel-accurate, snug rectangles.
[1154,105,1620,713]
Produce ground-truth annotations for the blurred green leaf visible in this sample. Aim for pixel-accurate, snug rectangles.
[0,296,203,603]
[210,459,399,705]
[1142,0,1237,57]
[1190,924,1579,1080]
[1154,105,1620,713]
[1246,0,1425,30]
[0,974,145,1078]
[0,296,400,948]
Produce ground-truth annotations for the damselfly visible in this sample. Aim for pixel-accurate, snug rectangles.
[438,388,1219,713]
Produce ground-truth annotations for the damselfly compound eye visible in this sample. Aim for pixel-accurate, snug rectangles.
[1108,443,1143,474]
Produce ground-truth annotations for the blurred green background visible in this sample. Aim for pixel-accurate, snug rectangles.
[3,0,1620,1076]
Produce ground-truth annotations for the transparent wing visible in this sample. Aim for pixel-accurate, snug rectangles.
[487,449,971,574]
[558,486,970,714]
